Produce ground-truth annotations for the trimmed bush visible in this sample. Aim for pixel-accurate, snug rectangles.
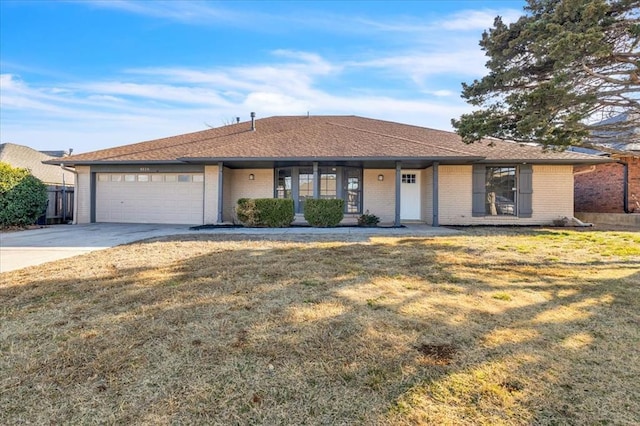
[304,199,344,227]
[236,198,294,227]
[0,162,48,228]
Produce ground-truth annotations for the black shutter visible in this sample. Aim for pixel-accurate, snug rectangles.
[519,165,533,218]
[472,165,485,217]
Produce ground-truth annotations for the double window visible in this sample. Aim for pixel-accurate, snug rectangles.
[275,167,362,214]
[472,165,532,218]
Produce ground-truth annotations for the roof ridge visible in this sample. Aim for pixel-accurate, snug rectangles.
[325,120,478,157]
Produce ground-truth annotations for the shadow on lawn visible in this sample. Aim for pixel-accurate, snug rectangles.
[1,235,639,424]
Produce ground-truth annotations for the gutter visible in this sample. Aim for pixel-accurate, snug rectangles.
[177,155,486,163]
[573,165,596,176]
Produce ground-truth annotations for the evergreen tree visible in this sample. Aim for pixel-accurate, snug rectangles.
[452,0,639,148]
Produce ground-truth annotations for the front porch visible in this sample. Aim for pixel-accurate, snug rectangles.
[211,161,443,227]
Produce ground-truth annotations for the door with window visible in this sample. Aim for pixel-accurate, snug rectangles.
[400,171,421,220]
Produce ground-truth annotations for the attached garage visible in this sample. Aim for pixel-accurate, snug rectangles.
[95,173,204,225]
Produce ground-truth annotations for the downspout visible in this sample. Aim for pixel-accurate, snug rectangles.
[619,160,630,214]
[60,164,78,224]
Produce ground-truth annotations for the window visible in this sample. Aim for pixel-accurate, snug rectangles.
[165,175,177,182]
[275,166,362,214]
[111,175,122,182]
[472,165,533,218]
[344,168,361,214]
[319,168,337,199]
[193,174,204,183]
[151,174,163,182]
[298,168,314,212]
[124,175,136,182]
[138,175,149,182]
[178,175,191,182]
[276,169,292,199]
[98,174,109,182]
[402,174,416,184]
[485,167,516,216]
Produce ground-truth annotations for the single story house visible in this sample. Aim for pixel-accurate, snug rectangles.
[49,115,610,226]
[0,143,75,223]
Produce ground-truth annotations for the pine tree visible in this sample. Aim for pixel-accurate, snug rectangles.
[452,0,639,148]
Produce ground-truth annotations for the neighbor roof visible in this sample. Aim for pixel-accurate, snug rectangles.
[0,143,75,185]
[56,115,609,166]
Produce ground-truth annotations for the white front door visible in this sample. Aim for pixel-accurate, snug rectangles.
[400,170,421,220]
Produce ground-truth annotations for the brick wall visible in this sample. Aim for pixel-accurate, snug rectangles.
[75,166,91,224]
[363,169,396,223]
[627,156,640,213]
[223,168,274,222]
[421,167,433,224]
[203,165,219,224]
[573,156,640,213]
[438,165,574,225]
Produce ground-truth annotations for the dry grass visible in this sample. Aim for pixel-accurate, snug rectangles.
[1,228,639,425]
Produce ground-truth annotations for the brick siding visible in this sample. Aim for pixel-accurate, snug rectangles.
[438,165,574,225]
[362,169,396,223]
[574,155,640,213]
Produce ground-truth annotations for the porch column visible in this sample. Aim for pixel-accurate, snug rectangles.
[217,162,223,223]
[313,162,319,199]
[432,162,439,227]
[395,161,401,227]
[90,170,96,223]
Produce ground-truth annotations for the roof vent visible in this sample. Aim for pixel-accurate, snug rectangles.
[236,117,240,124]
[250,112,256,131]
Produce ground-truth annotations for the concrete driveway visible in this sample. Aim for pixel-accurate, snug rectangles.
[0,223,194,273]
[0,223,459,274]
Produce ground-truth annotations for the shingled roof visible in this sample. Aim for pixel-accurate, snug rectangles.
[57,115,608,165]
[0,143,75,185]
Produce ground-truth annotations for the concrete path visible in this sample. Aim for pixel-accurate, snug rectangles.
[0,223,459,273]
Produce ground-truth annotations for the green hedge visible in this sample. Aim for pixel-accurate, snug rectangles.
[304,199,344,227]
[236,198,294,227]
[0,162,48,228]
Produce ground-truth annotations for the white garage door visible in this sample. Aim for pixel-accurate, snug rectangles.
[96,173,204,225]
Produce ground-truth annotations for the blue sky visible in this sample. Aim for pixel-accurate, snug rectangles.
[1,0,526,153]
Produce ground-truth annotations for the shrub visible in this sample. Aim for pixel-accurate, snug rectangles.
[357,210,380,227]
[236,198,258,226]
[236,198,294,227]
[304,199,344,227]
[0,162,48,228]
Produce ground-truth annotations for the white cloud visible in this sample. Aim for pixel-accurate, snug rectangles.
[440,9,522,31]
[1,2,528,151]
[85,0,242,24]
[0,63,473,152]
[351,50,486,77]
[72,82,233,106]
[424,89,455,97]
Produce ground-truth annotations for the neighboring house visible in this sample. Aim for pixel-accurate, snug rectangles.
[573,112,640,213]
[0,143,75,223]
[574,146,640,213]
[50,115,609,226]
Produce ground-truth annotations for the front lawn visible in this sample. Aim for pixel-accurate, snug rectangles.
[1,228,639,425]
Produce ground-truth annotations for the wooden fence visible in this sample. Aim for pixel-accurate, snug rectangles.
[45,185,74,224]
